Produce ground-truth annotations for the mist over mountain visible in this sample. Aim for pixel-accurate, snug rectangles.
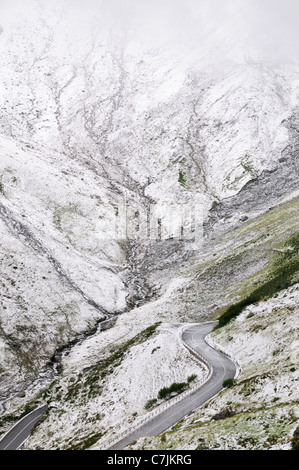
[0,0,298,451]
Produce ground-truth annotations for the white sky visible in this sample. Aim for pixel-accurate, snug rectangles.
[0,0,298,65]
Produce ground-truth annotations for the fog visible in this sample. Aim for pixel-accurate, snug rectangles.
[1,0,299,65]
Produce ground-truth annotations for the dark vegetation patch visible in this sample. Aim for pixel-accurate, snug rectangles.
[66,431,104,450]
[145,375,199,410]
[158,382,188,400]
[211,407,236,421]
[145,398,157,410]
[218,232,299,327]
[178,170,186,187]
[222,378,235,388]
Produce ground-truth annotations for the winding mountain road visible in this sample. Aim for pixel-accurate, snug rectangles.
[0,405,47,451]
[108,321,237,450]
[0,322,237,450]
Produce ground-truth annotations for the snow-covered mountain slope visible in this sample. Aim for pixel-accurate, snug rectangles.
[15,189,299,450]
[0,0,298,450]
[0,0,297,203]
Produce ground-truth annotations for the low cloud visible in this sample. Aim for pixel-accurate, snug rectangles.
[1,0,299,66]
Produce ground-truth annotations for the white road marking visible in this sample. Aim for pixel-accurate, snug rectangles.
[2,414,41,450]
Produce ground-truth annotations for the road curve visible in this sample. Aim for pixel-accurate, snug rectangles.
[0,405,47,451]
[108,322,237,450]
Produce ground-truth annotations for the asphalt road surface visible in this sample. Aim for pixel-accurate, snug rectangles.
[109,322,237,450]
[0,405,47,451]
